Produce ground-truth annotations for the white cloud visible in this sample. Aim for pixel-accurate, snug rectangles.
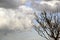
[0,6,35,40]
[0,6,34,32]
[30,0,60,13]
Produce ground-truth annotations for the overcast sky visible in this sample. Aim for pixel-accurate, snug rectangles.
[0,0,43,40]
[0,0,60,40]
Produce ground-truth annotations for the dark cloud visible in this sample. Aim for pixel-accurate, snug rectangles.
[0,0,27,9]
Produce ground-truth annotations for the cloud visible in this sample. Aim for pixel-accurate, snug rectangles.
[0,5,34,33]
[0,0,27,9]
[0,6,35,40]
[30,0,60,13]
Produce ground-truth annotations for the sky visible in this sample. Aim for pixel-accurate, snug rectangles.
[30,0,60,13]
[0,0,60,40]
[0,0,43,40]
[0,28,46,40]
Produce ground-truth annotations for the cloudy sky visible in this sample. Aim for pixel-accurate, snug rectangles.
[30,0,60,13]
[0,0,60,40]
[0,0,42,40]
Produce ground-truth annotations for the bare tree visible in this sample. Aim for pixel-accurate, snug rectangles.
[34,11,60,40]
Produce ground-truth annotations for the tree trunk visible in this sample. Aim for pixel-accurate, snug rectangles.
[54,38,59,40]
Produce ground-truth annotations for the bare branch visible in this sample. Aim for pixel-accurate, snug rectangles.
[34,11,60,40]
